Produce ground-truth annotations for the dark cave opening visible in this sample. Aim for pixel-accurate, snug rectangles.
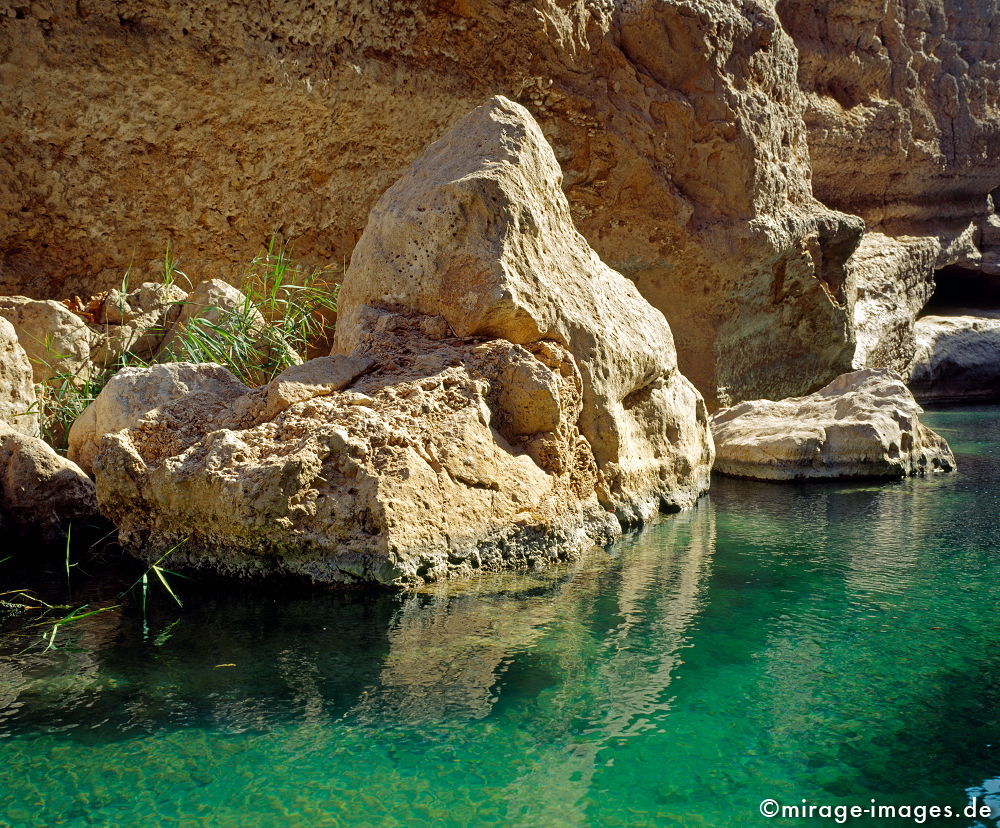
[923,266,1000,316]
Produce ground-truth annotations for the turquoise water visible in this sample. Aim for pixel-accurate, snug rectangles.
[1,407,998,827]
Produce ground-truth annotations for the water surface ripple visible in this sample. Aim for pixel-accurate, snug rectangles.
[0,407,998,826]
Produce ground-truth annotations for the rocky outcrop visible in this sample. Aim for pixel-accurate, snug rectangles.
[779,0,1000,377]
[711,369,955,480]
[86,97,713,586]
[0,423,100,545]
[779,0,999,233]
[0,317,39,438]
[0,0,867,407]
[907,311,1000,402]
[3,1,997,406]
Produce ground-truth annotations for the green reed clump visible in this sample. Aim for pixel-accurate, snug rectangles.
[33,239,338,450]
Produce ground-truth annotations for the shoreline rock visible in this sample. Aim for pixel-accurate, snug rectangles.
[907,311,1000,403]
[711,369,956,481]
[86,97,713,587]
[0,424,101,547]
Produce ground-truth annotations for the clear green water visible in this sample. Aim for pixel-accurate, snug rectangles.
[1,407,999,827]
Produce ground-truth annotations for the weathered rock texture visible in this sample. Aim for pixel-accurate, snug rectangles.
[0,317,39,437]
[779,0,1000,378]
[0,0,869,406]
[3,1,997,405]
[711,369,955,480]
[907,311,1000,402]
[0,423,100,545]
[86,98,713,586]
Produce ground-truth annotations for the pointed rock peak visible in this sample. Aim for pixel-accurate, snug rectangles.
[335,95,713,520]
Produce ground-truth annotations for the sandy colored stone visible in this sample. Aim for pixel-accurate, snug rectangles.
[68,361,250,476]
[0,317,39,438]
[0,423,99,545]
[335,96,713,520]
[88,98,713,585]
[0,0,884,406]
[907,311,1000,402]
[711,369,955,480]
[88,282,188,369]
[94,319,621,586]
[0,296,93,384]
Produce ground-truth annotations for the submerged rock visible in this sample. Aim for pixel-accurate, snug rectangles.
[86,97,713,587]
[711,369,955,481]
[0,423,100,545]
[0,317,39,438]
[907,312,1000,402]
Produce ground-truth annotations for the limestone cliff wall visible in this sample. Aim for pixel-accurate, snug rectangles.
[3,1,998,405]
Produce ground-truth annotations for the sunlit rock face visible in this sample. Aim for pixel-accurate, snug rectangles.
[3,1,996,404]
[711,369,956,480]
[87,98,712,587]
[0,0,868,406]
[779,0,1000,380]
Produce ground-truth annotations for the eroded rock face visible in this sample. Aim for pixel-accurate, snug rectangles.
[779,0,1000,376]
[87,98,713,586]
[0,0,869,406]
[779,0,999,233]
[711,369,955,480]
[0,424,100,545]
[907,312,1000,402]
[0,317,39,438]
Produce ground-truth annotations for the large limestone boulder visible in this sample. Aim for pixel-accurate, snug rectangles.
[93,321,622,585]
[336,96,713,520]
[907,312,1000,402]
[0,317,39,438]
[87,98,713,586]
[0,296,93,384]
[711,369,955,480]
[0,423,100,545]
[68,362,250,477]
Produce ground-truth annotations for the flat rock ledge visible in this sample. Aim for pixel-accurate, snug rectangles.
[711,369,956,481]
[85,97,713,587]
